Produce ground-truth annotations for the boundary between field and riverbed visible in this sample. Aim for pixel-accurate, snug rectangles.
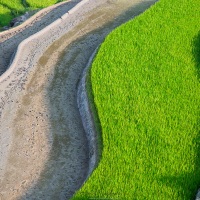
[73,0,198,199]
[77,47,101,180]
[0,0,161,198]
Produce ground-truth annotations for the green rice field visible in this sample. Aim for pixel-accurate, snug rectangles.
[73,0,200,199]
[26,0,57,8]
[0,0,65,27]
[0,4,12,26]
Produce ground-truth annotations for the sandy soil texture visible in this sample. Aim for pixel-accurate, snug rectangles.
[0,0,158,199]
[0,0,81,75]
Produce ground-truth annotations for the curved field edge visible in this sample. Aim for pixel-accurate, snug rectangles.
[77,46,103,177]
[72,0,200,199]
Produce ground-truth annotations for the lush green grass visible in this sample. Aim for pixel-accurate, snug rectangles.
[0,0,25,11]
[72,0,200,199]
[26,0,58,8]
[0,4,12,26]
[0,0,66,28]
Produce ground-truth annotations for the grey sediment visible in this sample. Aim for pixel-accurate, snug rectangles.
[0,0,158,199]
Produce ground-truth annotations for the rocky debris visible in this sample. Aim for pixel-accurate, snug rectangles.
[2,9,41,31]
[196,189,200,200]
[10,12,30,27]
[3,12,30,30]
[2,26,9,31]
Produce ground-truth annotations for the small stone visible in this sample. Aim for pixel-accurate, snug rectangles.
[13,22,21,27]
[196,189,200,200]
[10,12,30,27]
[3,26,9,30]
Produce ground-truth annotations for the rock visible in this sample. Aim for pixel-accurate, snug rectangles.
[3,26,9,30]
[10,12,29,27]
[196,189,200,200]
[13,22,21,27]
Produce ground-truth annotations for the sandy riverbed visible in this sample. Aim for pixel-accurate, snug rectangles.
[0,0,157,199]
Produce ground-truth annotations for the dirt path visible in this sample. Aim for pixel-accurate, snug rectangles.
[0,0,158,199]
[0,0,81,75]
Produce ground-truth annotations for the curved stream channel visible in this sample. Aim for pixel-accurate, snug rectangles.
[0,0,157,199]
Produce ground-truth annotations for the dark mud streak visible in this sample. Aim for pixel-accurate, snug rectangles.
[77,47,100,180]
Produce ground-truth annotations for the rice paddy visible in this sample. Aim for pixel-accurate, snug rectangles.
[72,0,200,199]
[26,0,58,8]
[0,4,12,26]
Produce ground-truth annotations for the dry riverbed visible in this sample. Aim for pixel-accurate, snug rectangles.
[0,0,157,199]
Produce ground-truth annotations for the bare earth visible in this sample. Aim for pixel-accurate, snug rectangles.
[0,0,157,199]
